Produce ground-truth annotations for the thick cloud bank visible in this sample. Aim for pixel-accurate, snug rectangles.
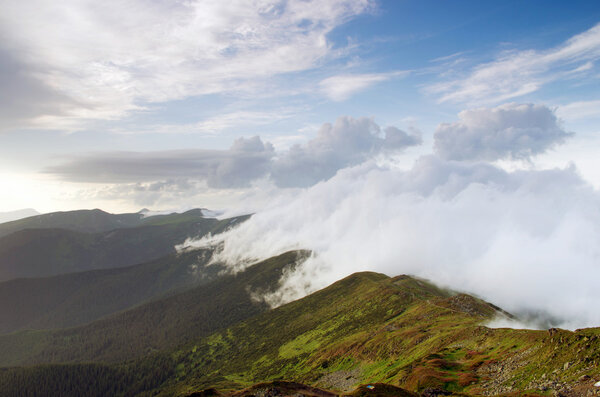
[434,103,572,161]
[180,104,600,329]
[182,157,600,329]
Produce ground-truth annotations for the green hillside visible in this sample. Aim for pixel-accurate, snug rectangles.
[0,251,307,366]
[0,264,599,396]
[0,214,248,281]
[160,273,600,396]
[0,249,222,334]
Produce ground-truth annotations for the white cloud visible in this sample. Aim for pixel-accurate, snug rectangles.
[434,103,572,161]
[557,99,600,121]
[45,136,276,188]
[272,116,421,186]
[319,71,407,101]
[183,156,600,329]
[110,110,297,135]
[175,103,600,329]
[427,23,600,104]
[46,116,421,188]
[0,0,373,130]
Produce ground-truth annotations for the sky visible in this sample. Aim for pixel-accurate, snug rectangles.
[3,0,600,328]
[1,0,600,213]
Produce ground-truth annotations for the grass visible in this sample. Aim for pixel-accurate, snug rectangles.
[1,264,600,396]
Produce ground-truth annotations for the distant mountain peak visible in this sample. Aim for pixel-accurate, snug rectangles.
[0,208,40,224]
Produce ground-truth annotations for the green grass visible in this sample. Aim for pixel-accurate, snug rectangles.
[1,263,599,397]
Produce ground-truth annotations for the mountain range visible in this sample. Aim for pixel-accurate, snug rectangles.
[0,209,598,397]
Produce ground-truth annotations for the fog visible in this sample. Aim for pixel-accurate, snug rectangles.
[179,104,600,330]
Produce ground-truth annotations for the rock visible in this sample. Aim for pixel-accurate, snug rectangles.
[580,375,591,381]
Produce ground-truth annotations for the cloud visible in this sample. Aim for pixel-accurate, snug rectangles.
[434,103,573,161]
[427,22,600,104]
[110,110,298,135]
[182,156,600,329]
[0,49,74,130]
[272,116,421,187]
[46,136,275,188]
[557,99,600,121]
[319,71,407,101]
[0,0,373,130]
[46,116,421,188]
[174,103,600,329]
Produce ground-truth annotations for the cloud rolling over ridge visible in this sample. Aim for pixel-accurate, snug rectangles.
[184,157,600,329]
[180,103,600,329]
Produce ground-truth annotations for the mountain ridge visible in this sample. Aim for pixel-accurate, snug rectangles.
[0,251,598,396]
[0,212,249,281]
[0,250,308,366]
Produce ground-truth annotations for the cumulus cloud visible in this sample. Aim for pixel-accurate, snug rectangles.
[0,0,373,130]
[272,116,421,187]
[427,22,600,104]
[434,103,573,161]
[46,116,421,188]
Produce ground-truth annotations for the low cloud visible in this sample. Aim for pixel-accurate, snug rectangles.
[177,103,600,329]
[183,157,600,329]
[46,117,421,189]
[434,103,573,161]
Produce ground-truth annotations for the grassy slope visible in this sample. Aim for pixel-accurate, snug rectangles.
[159,274,600,396]
[0,269,599,396]
[0,214,248,281]
[0,251,307,366]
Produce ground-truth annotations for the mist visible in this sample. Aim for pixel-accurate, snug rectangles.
[179,103,600,330]
[179,153,600,329]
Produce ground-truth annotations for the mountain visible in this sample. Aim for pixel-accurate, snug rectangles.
[0,249,221,334]
[0,212,249,281]
[0,256,599,396]
[0,209,39,224]
[159,273,600,396]
[0,251,307,366]
[0,209,144,238]
[0,208,226,238]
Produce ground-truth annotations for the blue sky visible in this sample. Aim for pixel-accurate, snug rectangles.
[1,0,600,213]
